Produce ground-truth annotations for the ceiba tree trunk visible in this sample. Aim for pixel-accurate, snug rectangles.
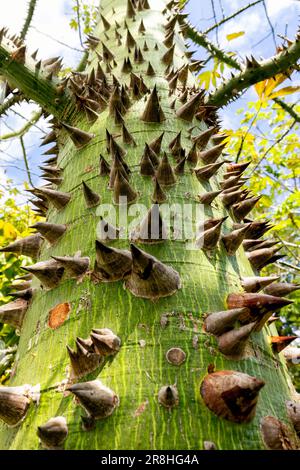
[0,0,299,451]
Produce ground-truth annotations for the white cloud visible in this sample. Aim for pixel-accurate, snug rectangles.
[223,0,239,9]
[0,0,87,68]
[218,111,235,130]
[217,0,299,60]
[218,11,262,55]
[223,0,299,20]
[265,0,298,18]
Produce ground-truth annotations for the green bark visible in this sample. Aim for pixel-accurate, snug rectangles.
[20,0,38,40]
[0,0,298,451]
[0,46,75,120]
[207,39,300,107]
[186,23,242,71]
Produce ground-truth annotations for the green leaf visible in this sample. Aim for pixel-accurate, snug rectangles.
[69,18,78,30]
[197,71,212,90]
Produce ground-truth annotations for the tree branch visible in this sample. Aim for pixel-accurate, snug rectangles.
[274,233,300,262]
[262,0,277,49]
[20,136,34,187]
[0,109,42,141]
[0,163,39,178]
[210,0,219,45]
[186,23,242,70]
[273,98,300,123]
[32,26,84,53]
[235,101,263,162]
[20,0,38,40]
[75,0,84,49]
[204,0,263,35]
[11,108,46,134]
[0,93,24,116]
[0,43,75,120]
[207,36,300,106]
[278,260,300,272]
[218,0,225,20]
[261,169,294,194]
[250,120,296,174]
[76,51,89,72]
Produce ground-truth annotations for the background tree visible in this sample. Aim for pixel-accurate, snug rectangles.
[0,0,299,450]
[0,180,39,383]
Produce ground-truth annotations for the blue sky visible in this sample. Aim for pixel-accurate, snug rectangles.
[186,0,300,127]
[0,0,299,194]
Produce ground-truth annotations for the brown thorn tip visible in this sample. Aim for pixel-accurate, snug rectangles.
[261,416,296,450]
[141,86,166,123]
[151,177,167,203]
[0,234,42,258]
[23,260,64,290]
[52,254,90,279]
[133,205,167,243]
[91,328,121,356]
[241,276,280,293]
[156,152,176,186]
[0,386,31,426]
[61,123,94,148]
[227,292,293,315]
[204,308,249,336]
[125,244,181,300]
[201,370,264,423]
[196,217,227,251]
[270,335,298,353]
[34,187,71,210]
[158,385,179,408]
[82,181,101,208]
[67,380,119,420]
[113,170,137,205]
[37,417,68,449]
[0,299,28,329]
[217,322,256,357]
[264,282,300,297]
[176,91,204,122]
[94,240,132,282]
